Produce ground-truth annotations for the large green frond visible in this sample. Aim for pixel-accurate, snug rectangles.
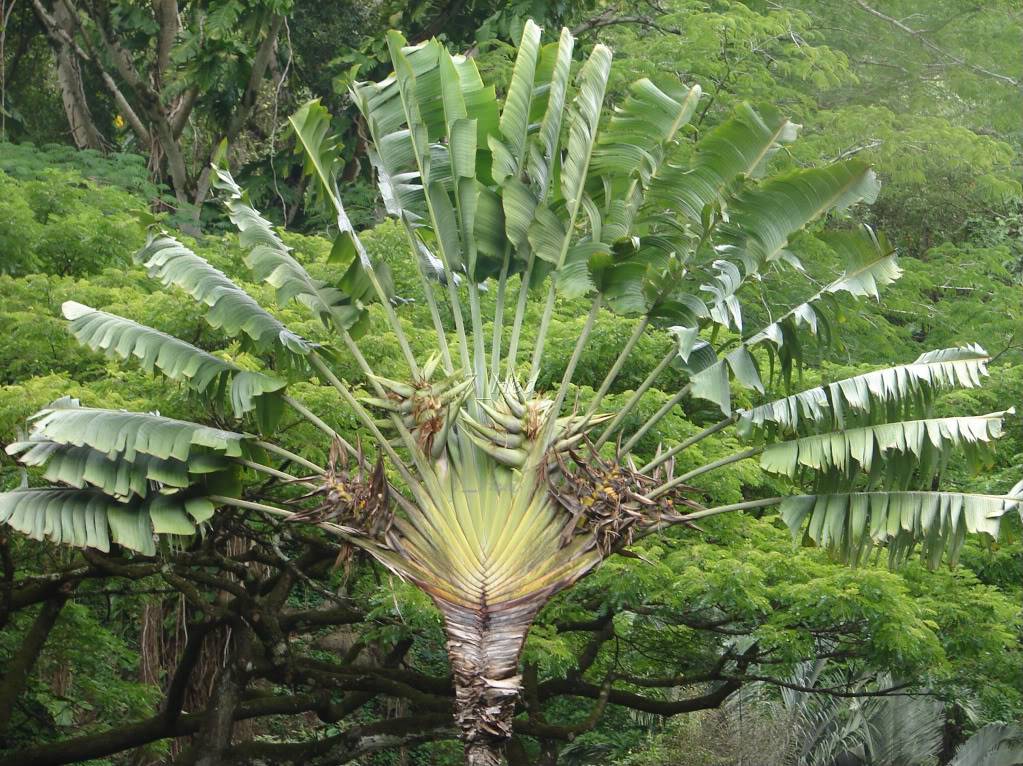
[495,19,542,177]
[558,44,612,220]
[0,487,217,555]
[644,103,798,224]
[738,345,990,437]
[27,398,250,462]
[213,167,376,333]
[135,234,313,357]
[746,228,901,353]
[780,491,1019,568]
[760,411,1009,478]
[8,437,229,499]
[722,160,881,270]
[590,78,702,188]
[62,301,285,427]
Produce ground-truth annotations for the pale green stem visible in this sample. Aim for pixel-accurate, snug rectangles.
[330,193,418,376]
[651,446,763,499]
[445,278,472,374]
[679,496,782,520]
[527,283,559,393]
[640,416,735,474]
[539,297,602,446]
[237,459,312,485]
[593,347,676,450]
[209,495,296,518]
[306,353,429,501]
[620,384,692,457]
[283,395,355,457]
[468,281,488,396]
[639,497,783,538]
[419,271,455,374]
[399,221,454,374]
[581,316,650,421]
[333,334,434,473]
[254,440,326,476]
[489,247,512,387]
[208,494,353,539]
[505,252,536,379]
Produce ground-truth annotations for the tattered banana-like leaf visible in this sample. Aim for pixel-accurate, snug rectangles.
[212,166,374,334]
[525,28,574,196]
[558,44,612,226]
[644,103,799,225]
[692,162,881,335]
[589,77,701,190]
[62,301,285,429]
[760,411,1010,478]
[135,234,312,358]
[287,99,345,212]
[0,487,218,555]
[780,491,1019,569]
[738,345,990,438]
[495,20,542,179]
[746,228,901,353]
[28,398,251,462]
[721,161,881,270]
[7,438,231,500]
[351,32,499,281]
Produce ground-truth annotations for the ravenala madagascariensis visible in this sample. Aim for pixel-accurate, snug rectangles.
[3,20,1020,766]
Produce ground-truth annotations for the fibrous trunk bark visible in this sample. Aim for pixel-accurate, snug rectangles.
[437,598,542,766]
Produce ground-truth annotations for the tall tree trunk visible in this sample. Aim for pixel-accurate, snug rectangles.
[438,599,541,766]
[50,2,103,150]
[189,627,250,766]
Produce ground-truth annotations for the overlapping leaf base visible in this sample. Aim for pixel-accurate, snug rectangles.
[439,599,542,766]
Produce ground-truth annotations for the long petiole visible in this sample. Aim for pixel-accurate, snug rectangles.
[283,395,355,456]
[640,416,735,474]
[467,281,488,398]
[637,497,783,539]
[505,252,536,379]
[620,384,692,457]
[332,200,419,376]
[594,347,676,450]
[540,297,602,445]
[526,283,559,393]
[677,496,782,520]
[237,459,314,485]
[306,353,429,501]
[254,440,326,476]
[208,494,354,539]
[400,222,454,373]
[581,316,650,422]
[651,446,763,498]
[489,248,512,387]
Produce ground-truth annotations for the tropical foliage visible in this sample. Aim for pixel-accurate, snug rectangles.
[2,2,1022,765]
[1,15,1021,766]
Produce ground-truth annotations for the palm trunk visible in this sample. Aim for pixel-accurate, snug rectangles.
[437,598,543,766]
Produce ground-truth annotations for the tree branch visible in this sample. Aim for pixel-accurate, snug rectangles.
[0,591,71,734]
[852,0,1021,88]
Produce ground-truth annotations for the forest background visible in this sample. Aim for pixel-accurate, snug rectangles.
[0,1,1021,764]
